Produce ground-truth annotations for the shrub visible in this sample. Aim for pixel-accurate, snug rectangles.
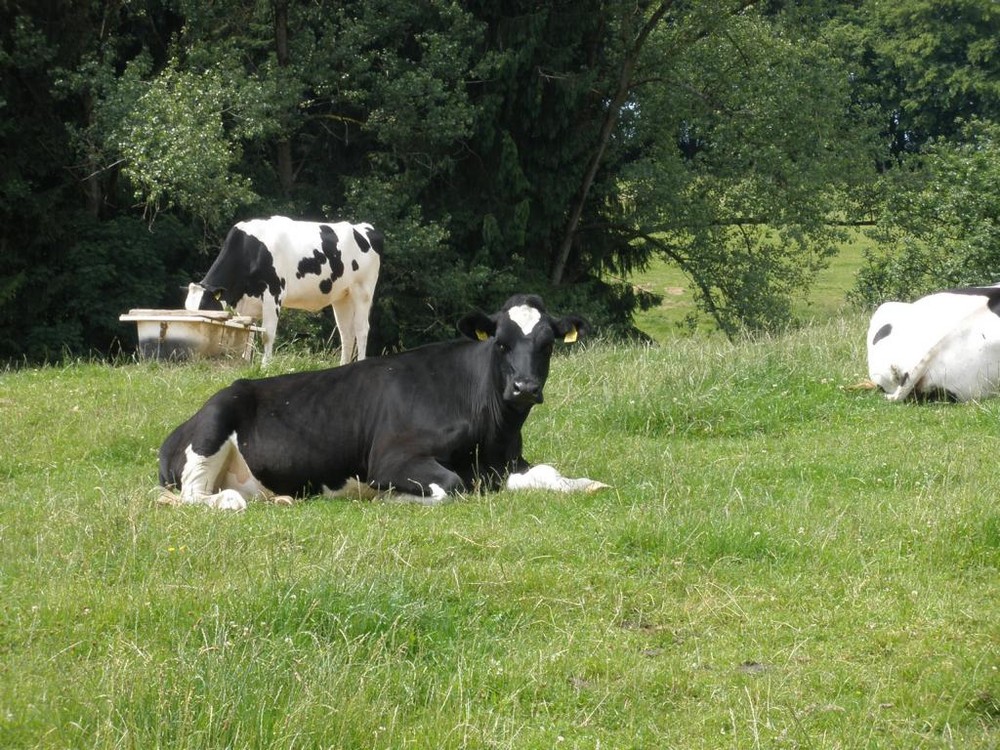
[853,119,1000,306]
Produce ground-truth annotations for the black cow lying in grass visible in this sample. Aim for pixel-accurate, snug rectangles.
[159,294,607,509]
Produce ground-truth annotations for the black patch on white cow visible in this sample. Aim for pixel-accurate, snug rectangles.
[318,225,345,295]
[293,227,346,295]
[355,226,384,256]
[352,260,359,272]
[353,228,371,252]
[370,228,384,255]
[943,285,1000,317]
[201,228,282,306]
[296,249,327,279]
[872,323,892,345]
[247,238,282,301]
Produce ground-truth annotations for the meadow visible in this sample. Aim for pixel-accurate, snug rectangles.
[0,248,997,748]
[630,229,873,340]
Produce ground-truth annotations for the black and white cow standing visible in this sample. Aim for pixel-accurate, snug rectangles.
[867,285,1000,401]
[185,215,382,365]
[159,294,607,510]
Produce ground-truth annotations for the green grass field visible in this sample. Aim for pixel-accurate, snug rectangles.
[630,229,872,341]
[1,243,998,747]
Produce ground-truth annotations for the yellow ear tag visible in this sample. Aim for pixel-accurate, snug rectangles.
[214,290,223,301]
[563,327,578,344]
[476,330,490,341]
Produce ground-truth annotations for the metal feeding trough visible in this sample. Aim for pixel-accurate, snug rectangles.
[119,309,263,361]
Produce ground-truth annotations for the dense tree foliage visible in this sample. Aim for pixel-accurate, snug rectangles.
[622,7,878,335]
[1,0,997,361]
[853,119,1000,302]
[833,0,1000,307]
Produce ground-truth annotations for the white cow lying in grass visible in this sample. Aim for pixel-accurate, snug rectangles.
[867,285,1000,401]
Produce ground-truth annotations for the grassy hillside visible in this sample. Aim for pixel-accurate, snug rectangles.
[1,319,997,748]
[630,230,872,341]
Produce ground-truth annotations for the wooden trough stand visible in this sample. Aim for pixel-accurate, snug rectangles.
[119,309,263,361]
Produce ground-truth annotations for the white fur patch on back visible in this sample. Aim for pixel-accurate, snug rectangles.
[508,304,541,336]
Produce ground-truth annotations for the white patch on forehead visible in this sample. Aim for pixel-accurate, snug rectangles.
[507,304,541,336]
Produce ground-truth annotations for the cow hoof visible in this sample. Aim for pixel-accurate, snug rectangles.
[846,379,877,391]
[383,486,453,506]
[155,489,183,506]
[269,494,296,506]
[557,476,611,492]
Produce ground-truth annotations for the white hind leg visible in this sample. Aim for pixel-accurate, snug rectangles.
[259,298,280,366]
[352,293,372,362]
[220,446,269,500]
[336,287,373,362]
[331,299,357,365]
[179,435,250,511]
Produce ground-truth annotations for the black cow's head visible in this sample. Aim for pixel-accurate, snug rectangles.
[184,282,225,312]
[458,294,588,409]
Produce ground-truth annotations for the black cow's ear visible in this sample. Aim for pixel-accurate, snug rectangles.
[554,315,589,344]
[458,311,496,341]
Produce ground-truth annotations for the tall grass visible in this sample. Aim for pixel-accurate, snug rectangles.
[0,316,997,748]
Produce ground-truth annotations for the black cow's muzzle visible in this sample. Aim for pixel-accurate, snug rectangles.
[510,380,544,406]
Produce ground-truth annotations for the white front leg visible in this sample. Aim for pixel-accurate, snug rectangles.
[506,464,609,493]
[259,299,280,364]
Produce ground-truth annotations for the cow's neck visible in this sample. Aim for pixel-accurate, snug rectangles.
[461,343,530,436]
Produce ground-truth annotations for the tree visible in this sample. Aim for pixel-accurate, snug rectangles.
[429,1,824,337]
[831,0,1000,158]
[835,0,1000,305]
[853,119,1000,305]
[613,6,879,336]
[0,1,198,359]
[550,0,677,288]
[10,0,993,361]
[102,0,485,349]
[112,61,269,225]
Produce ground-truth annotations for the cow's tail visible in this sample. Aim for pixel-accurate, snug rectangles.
[157,424,187,490]
[886,306,982,401]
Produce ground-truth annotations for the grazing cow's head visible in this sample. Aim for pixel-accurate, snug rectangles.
[184,282,225,312]
[458,294,588,409]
